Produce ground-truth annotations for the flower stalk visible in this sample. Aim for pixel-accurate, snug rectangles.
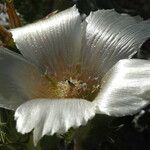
[6,0,22,28]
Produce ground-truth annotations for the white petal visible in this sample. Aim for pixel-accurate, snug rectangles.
[15,99,96,145]
[82,9,150,77]
[11,6,84,73]
[0,48,42,110]
[94,59,150,116]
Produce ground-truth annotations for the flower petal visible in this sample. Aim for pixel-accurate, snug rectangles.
[0,48,43,110]
[82,9,150,77]
[11,6,84,73]
[15,99,96,145]
[94,59,150,116]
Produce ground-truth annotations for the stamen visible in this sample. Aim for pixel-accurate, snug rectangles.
[32,67,101,101]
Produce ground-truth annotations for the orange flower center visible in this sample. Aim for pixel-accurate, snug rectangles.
[30,65,101,101]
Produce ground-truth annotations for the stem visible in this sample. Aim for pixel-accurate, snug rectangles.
[26,133,41,150]
[6,0,22,28]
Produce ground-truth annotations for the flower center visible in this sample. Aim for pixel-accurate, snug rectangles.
[31,66,100,101]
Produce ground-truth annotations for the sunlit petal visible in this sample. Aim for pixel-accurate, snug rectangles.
[15,99,96,145]
[94,59,150,116]
[11,6,84,73]
[82,9,150,77]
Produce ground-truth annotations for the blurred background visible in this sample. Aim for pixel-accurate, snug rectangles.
[0,0,150,150]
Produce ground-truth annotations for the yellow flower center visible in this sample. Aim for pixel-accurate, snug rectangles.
[30,65,100,101]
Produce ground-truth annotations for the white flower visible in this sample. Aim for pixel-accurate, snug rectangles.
[0,6,150,145]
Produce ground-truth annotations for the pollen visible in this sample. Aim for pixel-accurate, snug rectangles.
[31,66,101,101]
